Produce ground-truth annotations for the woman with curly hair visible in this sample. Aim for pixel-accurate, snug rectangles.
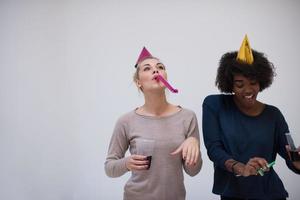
[202,35,300,200]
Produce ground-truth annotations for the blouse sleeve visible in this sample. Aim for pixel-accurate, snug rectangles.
[104,118,130,177]
[202,98,232,170]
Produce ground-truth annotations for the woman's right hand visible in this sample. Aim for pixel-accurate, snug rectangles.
[240,157,269,177]
[125,155,149,171]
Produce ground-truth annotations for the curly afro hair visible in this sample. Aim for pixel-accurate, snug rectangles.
[215,50,276,93]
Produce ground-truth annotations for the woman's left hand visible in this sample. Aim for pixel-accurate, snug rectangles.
[293,160,300,170]
[171,137,200,166]
[286,145,300,170]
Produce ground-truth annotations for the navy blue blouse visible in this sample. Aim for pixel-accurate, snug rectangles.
[202,94,300,199]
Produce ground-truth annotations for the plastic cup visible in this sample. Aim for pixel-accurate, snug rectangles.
[136,139,155,169]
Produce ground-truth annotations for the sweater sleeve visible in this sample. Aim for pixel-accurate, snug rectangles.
[104,118,130,178]
[183,112,203,176]
[202,97,232,170]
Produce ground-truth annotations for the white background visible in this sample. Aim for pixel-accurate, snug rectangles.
[1,0,300,199]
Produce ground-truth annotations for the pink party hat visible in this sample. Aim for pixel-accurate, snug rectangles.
[135,47,153,68]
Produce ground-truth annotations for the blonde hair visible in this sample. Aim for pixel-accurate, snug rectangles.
[133,65,140,82]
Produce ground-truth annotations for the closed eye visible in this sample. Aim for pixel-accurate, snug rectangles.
[235,84,243,88]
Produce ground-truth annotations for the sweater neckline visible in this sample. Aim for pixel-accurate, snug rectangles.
[229,96,267,118]
[134,106,183,120]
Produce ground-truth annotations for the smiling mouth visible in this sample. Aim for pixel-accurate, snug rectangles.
[245,94,253,99]
[244,94,257,103]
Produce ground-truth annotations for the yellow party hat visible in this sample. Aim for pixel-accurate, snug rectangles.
[236,34,254,64]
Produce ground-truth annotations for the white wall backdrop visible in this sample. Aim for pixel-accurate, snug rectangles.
[1,0,300,199]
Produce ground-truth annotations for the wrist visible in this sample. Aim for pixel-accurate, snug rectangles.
[231,161,239,174]
[225,159,237,173]
[233,162,245,177]
[125,157,130,171]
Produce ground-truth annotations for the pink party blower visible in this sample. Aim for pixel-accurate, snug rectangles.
[155,74,178,93]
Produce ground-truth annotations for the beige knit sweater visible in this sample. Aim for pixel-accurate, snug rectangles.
[105,108,202,200]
